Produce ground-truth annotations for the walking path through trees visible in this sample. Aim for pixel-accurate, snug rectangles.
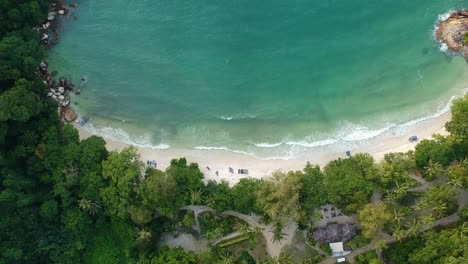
[319,199,464,263]
[180,205,215,233]
[179,176,466,262]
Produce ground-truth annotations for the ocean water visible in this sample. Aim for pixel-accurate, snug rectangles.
[48,0,468,158]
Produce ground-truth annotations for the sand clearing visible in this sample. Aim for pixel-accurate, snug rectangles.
[75,111,450,185]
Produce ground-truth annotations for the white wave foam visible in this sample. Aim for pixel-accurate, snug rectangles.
[285,139,338,148]
[397,92,464,128]
[76,88,466,159]
[433,10,455,53]
[194,145,254,156]
[218,114,257,121]
[439,43,448,52]
[77,121,170,150]
[255,142,283,148]
[341,126,391,141]
[437,10,452,22]
[219,116,233,120]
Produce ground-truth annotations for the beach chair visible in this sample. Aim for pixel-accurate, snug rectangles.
[229,167,234,173]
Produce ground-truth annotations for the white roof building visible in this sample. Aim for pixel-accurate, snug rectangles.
[329,242,351,261]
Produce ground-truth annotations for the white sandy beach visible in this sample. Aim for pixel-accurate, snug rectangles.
[75,110,451,185]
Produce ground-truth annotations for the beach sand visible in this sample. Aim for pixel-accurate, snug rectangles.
[75,111,451,185]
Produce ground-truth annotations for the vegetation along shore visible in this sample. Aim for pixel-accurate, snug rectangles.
[0,1,467,264]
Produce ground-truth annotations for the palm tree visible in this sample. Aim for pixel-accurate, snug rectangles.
[421,214,435,225]
[394,181,409,199]
[374,240,388,254]
[265,206,279,220]
[190,189,203,205]
[271,228,286,244]
[391,209,406,226]
[384,192,397,202]
[459,158,468,168]
[391,225,405,241]
[423,159,444,181]
[431,203,447,218]
[204,195,216,208]
[278,253,294,264]
[219,254,235,264]
[412,199,428,212]
[262,256,279,264]
[404,219,422,237]
[63,163,79,183]
[78,198,102,215]
[447,174,463,189]
[136,229,152,243]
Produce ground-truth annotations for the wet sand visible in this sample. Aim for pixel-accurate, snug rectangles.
[75,111,450,185]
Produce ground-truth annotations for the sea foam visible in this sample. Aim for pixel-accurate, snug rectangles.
[76,118,170,150]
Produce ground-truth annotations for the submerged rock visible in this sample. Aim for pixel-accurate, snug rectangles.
[436,10,468,61]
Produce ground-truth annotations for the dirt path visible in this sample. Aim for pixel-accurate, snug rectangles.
[180,205,215,232]
[222,211,298,258]
[319,213,462,264]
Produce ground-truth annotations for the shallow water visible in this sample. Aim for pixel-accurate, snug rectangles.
[49,0,468,158]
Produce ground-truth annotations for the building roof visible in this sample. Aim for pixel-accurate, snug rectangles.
[312,223,357,243]
[341,223,357,241]
[329,242,344,253]
[312,228,328,242]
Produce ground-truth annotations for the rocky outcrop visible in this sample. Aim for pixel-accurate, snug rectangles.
[436,11,468,61]
[63,108,78,122]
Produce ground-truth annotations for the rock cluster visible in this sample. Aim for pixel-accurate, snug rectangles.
[436,11,468,61]
[35,1,78,48]
[34,1,81,122]
[37,61,80,122]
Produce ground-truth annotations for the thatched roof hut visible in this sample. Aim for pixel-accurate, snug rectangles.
[312,223,357,243]
[341,223,357,242]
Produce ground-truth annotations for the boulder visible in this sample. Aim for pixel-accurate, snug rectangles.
[63,108,77,122]
[436,10,468,61]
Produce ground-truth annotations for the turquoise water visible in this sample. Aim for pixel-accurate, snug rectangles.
[49,0,468,158]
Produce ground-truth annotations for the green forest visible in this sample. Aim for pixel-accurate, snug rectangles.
[0,1,467,263]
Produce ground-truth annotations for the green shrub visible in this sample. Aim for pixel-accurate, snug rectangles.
[459,206,468,221]
[464,33,468,45]
[414,139,454,168]
[345,233,371,249]
[384,237,424,264]
[319,243,333,255]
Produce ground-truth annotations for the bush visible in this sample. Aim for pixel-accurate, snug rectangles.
[459,206,468,221]
[319,243,333,255]
[355,251,379,264]
[345,233,371,250]
[199,213,235,239]
[414,139,454,168]
[384,237,424,264]
[464,33,468,45]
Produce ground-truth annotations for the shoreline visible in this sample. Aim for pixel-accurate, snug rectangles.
[75,110,451,185]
